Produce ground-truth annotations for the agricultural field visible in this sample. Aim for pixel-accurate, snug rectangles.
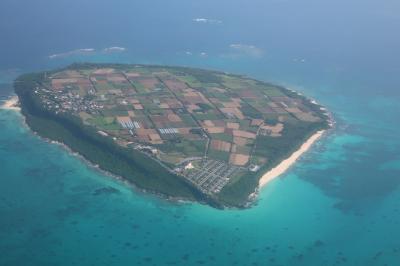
[33,64,329,197]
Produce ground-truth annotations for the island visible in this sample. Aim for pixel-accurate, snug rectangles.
[14,63,331,208]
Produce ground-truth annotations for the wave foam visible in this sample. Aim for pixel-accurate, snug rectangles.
[222,44,265,59]
[103,46,126,53]
[48,48,95,59]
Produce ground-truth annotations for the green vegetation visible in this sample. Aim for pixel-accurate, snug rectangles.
[254,121,325,164]
[240,103,263,119]
[196,103,214,112]
[193,113,224,120]
[210,133,233,142]
[157,139,206,156]
[174,68,222,84]
[208,149,230,161]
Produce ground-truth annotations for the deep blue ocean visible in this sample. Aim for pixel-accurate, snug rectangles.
[1,0,399,265]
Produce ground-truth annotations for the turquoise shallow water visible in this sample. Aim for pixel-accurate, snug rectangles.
[1,71,399,266]
[1,0,400,265]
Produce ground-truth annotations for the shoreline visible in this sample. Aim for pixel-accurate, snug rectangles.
[259,130,325,188]
[12,63,333,209]
[1,95,20,111]
[16,110,198,207]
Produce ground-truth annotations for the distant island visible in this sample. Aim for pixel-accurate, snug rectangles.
[13,63,331,208]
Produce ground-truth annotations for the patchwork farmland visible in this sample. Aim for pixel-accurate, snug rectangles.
[33,64,329,196]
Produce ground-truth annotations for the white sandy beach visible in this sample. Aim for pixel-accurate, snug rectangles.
[1,95,20,111]
[259,130,325,188]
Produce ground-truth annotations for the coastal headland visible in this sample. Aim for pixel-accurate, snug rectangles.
[13,63,331,208]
